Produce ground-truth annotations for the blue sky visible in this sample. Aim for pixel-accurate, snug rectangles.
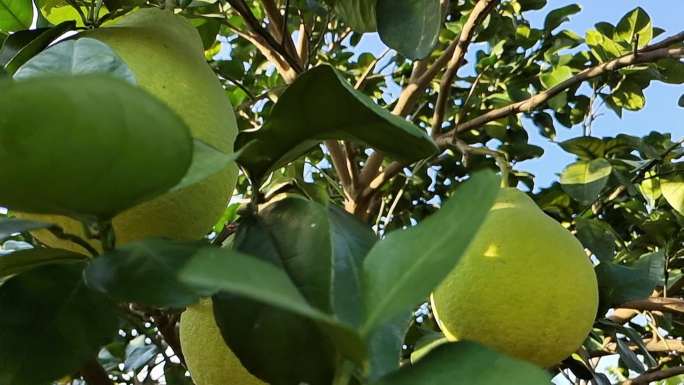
[354,0,684,191]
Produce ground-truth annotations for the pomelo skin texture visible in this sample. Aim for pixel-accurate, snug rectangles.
[431,188,598,368]
[180,300,266,385]
[20,9,238,251]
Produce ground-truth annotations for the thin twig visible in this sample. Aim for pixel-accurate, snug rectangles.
[619,366,684,385]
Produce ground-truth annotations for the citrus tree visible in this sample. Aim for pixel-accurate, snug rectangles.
[0,0,682,384]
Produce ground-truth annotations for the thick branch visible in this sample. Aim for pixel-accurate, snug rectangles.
[431,0,499,137]
[326,140,353,196]
[435,44,684,145]
[620,297,684,314]
[80,359,113,385]
[591,338,684,357]
[619,366,684,385]
[260,0,301,67]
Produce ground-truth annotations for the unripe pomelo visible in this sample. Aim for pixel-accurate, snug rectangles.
[180,300,266,385]
[20,8,238,251]
[430,188,598,368]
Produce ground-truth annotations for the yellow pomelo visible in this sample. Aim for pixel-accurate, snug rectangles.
[180,300,266,385]
[20,8,238,251]
[431,188,598,368]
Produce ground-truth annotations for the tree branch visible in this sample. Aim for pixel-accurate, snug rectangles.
[260,0,301,67]
[435,43,684,146]
[619,297,684,314]
[326,140,354,197]
[591,338,684,357]
[392,0,499,117]
[80,359,113,385]
[619,366,684,385]
[430,0,499,137]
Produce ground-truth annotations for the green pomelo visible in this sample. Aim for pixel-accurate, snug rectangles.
[180,300,266,385]
[431,188,598,368]
[21,8,238,251]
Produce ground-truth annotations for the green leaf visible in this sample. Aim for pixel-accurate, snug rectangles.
[679,94,684,108]
[0,263,118,385]
[575,218,618,262]
[362,171,499,334]
[661,174,684,216]
[595,251,664,311]
[236,197,376,325]
[334,0,377,32]
[559,136,606,159]
[540,65,573,89]
[84,239,211,308]
[376,0,441,60]
[14,37,135,83]
[179,247,366,371]
[0,0,33,32]
[213,292,337,385]
[657,58,684,84]
[367,311,412,381]
[236,65,438,182]
[560,158,612,204]
[371,341,550,385]
[0,75,193,220]
[170,139,240,193]
[0,247,87,278]
[615,7,652,49]
[0,218,53,241]
[543,4,581,34]
[188,16,220,50]
[611,80,645,111]
[3,21,75,74]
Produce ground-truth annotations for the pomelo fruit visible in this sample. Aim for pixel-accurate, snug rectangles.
[180,300,266,385]
[20,8,238,251]
[430,188,598,368]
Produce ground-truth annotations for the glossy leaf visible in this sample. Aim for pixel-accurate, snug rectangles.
[371,341,550,385]
[540,65,573,89]
[236,65,438,182]
[559,136,605,159]
[0,0,32,32]
[560,158,612,204]
[0,75,193,219]
[376,0,441,60]
[3,21,75,74]
[575,218,618,262]
[238,197,376,325]
[0,263,118,385]
[84,239,211,308]
[367,311,412,381]
[14,37,135,83]
[0,247,87,279]
[362,171,499,333]
[0,218,53,241]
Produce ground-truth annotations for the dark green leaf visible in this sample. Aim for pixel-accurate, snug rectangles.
[615,337,645,373]
[0,263,118,385]
[362,171,499,333]
[84,239,210,308]
[679,94,684,108]
[0,218,53,241]
[543,4,581,34]
[0,75,193,220]
[560,158,612,204]
[559,136,606,159]
[236,65,437,182]
[3,21,75,74]
[0,0,33,32]
[595,251,664,310]
[14,37,135,83]
[0,247,87,279]
[575,218,618,262]
[371,342,550,385]
[376,0,441,60]
[367,311,412,381]
[170,139,240,193]
[188,16,220,50]
[213,292,337,385]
